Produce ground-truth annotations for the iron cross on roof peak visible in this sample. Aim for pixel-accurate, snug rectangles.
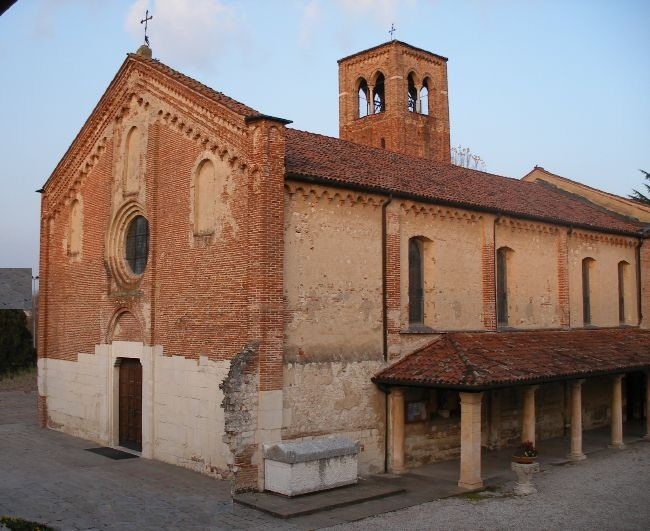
[140,9,153,46]
[389,23,396,40]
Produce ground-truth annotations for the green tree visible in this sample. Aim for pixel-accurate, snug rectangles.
[0,309,35,375]
[629,169,650,204]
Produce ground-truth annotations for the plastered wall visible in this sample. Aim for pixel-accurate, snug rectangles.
[284,183,384,361]
[495,220,561,328]
[400,204,484,330]
[568,232,639,327]
[282,360,385,474]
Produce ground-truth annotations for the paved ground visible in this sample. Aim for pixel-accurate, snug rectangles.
[0,391,295,531]
[2,387,649,530]
[328,441,650,530]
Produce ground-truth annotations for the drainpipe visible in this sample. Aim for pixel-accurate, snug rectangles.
[636,238,643,325]
[381,195,393,473]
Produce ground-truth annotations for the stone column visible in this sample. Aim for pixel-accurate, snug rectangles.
[368,85,375,115]
[458,392,483,489]
[390,388,406,473]
[645,373,650,440]
[609,374,626,449]
[522,385,539,444]
[568,380,586,461]
[415,87,421,113]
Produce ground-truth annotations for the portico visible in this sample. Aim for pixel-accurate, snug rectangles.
[373,328,650,488]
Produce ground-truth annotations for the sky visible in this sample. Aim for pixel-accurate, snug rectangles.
[1,0,648,274]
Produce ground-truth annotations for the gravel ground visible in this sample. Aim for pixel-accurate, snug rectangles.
[0,369,37,392]
[327,442,650,531]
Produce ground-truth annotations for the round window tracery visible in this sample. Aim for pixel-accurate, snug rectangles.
[106,201,149,289]
[125,215,149,275]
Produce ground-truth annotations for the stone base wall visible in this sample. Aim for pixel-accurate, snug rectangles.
[282,360,385,474]
[38,342,232,478]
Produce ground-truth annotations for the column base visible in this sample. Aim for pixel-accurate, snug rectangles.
[608,442,626,450]
[643,434,650,440]
[458,479,483,490]
[567,452,586,461]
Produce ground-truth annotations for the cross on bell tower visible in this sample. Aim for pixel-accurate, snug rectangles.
[141,9,153,46]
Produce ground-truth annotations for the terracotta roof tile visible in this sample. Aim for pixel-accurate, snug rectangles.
[372,328,650,390]
[285,129,644,236]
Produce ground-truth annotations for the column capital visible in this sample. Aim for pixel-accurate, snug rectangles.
[390,387,405,398]
[459,391,483,405]
[570,379,586,388]
[612,373,625,383]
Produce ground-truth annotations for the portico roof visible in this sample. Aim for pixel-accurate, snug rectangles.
[372,328,650,391]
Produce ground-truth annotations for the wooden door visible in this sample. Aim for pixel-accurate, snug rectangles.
[119,358,142,451]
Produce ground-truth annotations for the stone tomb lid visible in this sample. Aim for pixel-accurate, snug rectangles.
[263,437,360,464]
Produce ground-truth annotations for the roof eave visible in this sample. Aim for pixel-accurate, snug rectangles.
[372,364,649,392]
[285,171,644,238]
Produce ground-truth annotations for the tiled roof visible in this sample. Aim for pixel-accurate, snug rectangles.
[372,328,650,390]
[128,53,260,117]
[284,129,645,236]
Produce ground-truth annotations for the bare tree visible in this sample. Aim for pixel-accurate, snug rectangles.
[629,169,650,205]
[451,145,486,171]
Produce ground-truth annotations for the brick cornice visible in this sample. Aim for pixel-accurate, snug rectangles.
[284,182,383,208]
[570,229,638,248]
[401,201,482,224]
[496,217,560,235]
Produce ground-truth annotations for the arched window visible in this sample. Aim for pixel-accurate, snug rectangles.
[407,73,417,113]
[124,126,141,194]
[358,78,370,118]
[582,257,595,325]
[618,261,630,324]
[420,78,430,115]
[496,247,512,326]
[373,73,385,114]
[409,237,425,325]
[125,215,149,275]
[194,159,217,235]
[69,199,82,256]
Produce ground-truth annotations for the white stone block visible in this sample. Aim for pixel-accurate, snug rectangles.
[263,437,359,496]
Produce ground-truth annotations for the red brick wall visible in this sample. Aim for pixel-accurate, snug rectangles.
[557,230,570,328]
[40,72,286,375]
[247,121,285,391]
[41,140,114,362]
[385,202,402,360]
[338,41,451,163]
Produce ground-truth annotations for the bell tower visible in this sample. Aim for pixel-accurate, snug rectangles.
[338,40,451,163]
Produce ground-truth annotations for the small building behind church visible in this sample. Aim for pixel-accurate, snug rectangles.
[37,40,650,493]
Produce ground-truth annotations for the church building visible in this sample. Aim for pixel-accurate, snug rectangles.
[37,39,650,493]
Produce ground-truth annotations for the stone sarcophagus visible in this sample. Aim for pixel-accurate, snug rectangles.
[263,437,360,496]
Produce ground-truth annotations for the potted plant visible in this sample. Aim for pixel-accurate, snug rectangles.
[512,441,538,464]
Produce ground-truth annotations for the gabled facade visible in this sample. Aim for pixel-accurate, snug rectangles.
[39,42,650,494]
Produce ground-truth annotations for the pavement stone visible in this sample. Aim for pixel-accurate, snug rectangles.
[3,390,650,530]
